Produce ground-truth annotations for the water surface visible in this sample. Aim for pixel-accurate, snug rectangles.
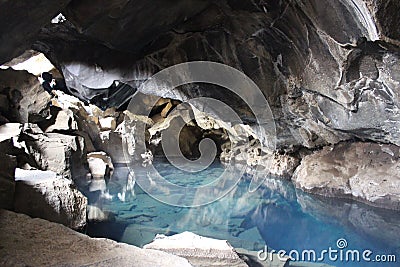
[87,161,400,267]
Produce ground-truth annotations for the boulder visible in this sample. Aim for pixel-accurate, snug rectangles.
[13,168,87,229]
[22,128,88,180]
[144,231,248,267]
[87,151,114,179]
[0,154,17,209]
[0,209,192,267]
[293,142,400,210]
[0,69,50,123]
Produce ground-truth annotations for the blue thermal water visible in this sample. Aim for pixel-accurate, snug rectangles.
[87,161,400,267]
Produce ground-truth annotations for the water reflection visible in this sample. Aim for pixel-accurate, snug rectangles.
[87,162,400,266]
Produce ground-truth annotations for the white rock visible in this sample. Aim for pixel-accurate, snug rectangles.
[144,231,247,266]
[99,116,116,130]
[0,123,21,142]
[14,168,87,229]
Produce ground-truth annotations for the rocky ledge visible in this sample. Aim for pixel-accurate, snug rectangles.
[0,209,192,267]
[293,142,400,210]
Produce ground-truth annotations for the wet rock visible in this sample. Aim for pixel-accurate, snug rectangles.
[0,209,192,267]
[144,231,248,267]
[13,168,87,229]
[0,154,17,209]
[293,142,400,210]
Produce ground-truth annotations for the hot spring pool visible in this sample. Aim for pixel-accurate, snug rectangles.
[87,161,399,267]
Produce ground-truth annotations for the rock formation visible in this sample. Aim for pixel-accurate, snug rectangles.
[0,209,192,267]
[293,142,400,210]
[0,0,399,217]
[14,168,87,229]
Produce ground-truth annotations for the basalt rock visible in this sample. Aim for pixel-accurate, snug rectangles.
[293,142,400,210]
[0,69,50,123]
[0,209,192,267]
[14,168,87,229]
[0,154,17,210]
[28,0,400,153]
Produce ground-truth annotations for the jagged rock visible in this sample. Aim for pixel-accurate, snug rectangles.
[0,209,192,267]
[30,0,400,153]
[13,168,87,229]
[144,231,248,267]
[87,151,114,179]
[94,129,127,164]
[221,139,300,179]
[0,69,50,123]
[0,123,38,169]
[0,154,17,209]
[0,1,71,64]
[0,123,22,142]
[161,101,174,118]
[21,126,88,180]
[293,142,400,210]
[44,107,78,132]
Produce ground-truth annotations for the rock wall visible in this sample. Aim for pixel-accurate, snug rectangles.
[1,0,400,209]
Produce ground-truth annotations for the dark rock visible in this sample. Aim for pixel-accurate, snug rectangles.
[0,154,17,210]
[0,0,71,64]
[0,69,51,123]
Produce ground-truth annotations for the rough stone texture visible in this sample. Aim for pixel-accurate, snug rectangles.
[0,154,17,209]
[0,0,71,64]
[14,168,87,229]
[0,209,192,267]
[144,231,249,267]
[0,69,50,123]
[293,142,400,210]
[29,0,400,152]
[22,127,88,180]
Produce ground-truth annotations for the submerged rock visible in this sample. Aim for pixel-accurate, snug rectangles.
[13,168,87,229]
[293,142,400,210]
[0,209,192,267]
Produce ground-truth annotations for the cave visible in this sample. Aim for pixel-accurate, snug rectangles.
[0,0,399,266]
